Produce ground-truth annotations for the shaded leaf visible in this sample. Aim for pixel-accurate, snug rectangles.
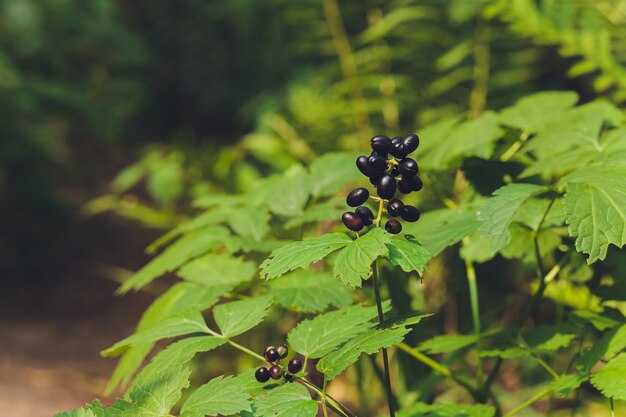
[307,152,363,198]
[177,254,256,287]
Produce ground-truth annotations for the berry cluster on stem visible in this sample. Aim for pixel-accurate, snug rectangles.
[254,344,303,383]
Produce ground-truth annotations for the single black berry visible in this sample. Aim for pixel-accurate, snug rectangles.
[369,172,384,185]
[385,219,402,234]
[355,206,374,226]
[387,198,404,217]
[346,188,369,207]
[401,205,420,222]
[284,373,293,380]
[277,344,288,359]
[269,365,283,380]
[390,142,408,159]
[356,155,372,177]
[367,155,387,172]
[288,358,303,374]
[403,133,419,153]
[342,212,364,232]
[265,348,280,363]
[371,135,392,153]
[377,174,397,200]
[403,175,423,191]
[391,136,403,146]
[255,367,270,383]
[398,158,418,177]
[264,345,275,355]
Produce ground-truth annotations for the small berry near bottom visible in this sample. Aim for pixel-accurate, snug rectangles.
[342,133,422,234]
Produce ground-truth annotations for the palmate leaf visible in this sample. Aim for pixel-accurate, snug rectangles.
[266,270,354,313]
[260,233,352,280]
[214,296,273,338]
[398,402,495,417]
[477,183,546,254]
[497,91,578,133]
[307,152,363,198]
[103,309,209,357]
[559,164,626,263]
[385,234,431,275]
[251,383,317,417]
[590,353,626,400]
[288,303,389,358]
[177,254,256,287]
[333,228,390,287]
[180,376,250,417]
[119,226,232,293]
[317,327,411,380]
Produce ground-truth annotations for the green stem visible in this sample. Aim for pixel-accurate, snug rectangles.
[503,388,551,417]
[466,260,483,385]
[469,18,491,118]
[322,379,330,417]
[372,259,396,417]
[610,397,615,417]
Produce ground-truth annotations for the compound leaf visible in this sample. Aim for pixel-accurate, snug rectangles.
[386,234,431,275]
[333,228,390,287]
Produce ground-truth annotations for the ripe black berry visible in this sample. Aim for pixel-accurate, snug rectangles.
[255,367,270,383]
[355,206,374,226]
[284,373,293,380]
[288,358,303,374]
[387,199,404,217]
[342,212,364,231]
[391,136,403,146]
[356,155,372,177]
[403,133,419,153]
[398,175,422,193]
[377,175,397,200]
[369,172,384,185]
[390,142,408,158]
[265,348,280,363]
[398,158,418,177]
[398,179,412,194]
[276,344,288,359]
[346,188,369,207]
[371,135,392,153]
[401,205,420,222]
[367,155,387,172]
[385,219,402,234]
[269,365,283,380]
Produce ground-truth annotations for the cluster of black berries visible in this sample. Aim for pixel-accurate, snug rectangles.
[255,344,303,382]
[342,134,422,235]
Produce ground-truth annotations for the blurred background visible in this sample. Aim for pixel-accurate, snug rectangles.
[0,0,624,416]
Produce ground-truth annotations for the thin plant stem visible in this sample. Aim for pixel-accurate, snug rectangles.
[503,388,551,417]
[465,260,483,385]
[469,18,491,118]
[610,398,615,417]
[322,379,330,417]
[372,259,396,417]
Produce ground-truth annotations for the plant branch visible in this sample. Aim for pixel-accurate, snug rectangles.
[502,388,551,417]
[372,259,396,417]
[465,260,483,385]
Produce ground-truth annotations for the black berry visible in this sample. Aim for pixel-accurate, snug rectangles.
[369,172,384,185]
[288,358,303,374]
[355,206,374,226]
[356,155,372,177]
[391,136,403,146]
[385,219,402,234]
[255,367,270,383]
[265,348,280,363]
[398,158,418,177]
[401,205,420,222]
[387,199,404,217]
[284,373,293,380]
[276,344,288,359]
[367,155,387,172]
[390,142,408,159]
[347,188,369,207]
[377,175,397,200]
[403,134,419,153]
[371,135,392,153]
[398,175,422,193]
[342,212,364,231]
[269,365,283,380]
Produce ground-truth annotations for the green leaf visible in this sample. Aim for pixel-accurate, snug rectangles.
[252,383,318,417]
[228,206,270,241]
[605,323,626,360]
[398,402,495,417]
[549,374,587,397]
[177,254,256,287]
[560,164,626,263]
[317,327,411,380]
[119,227,232,293]
[499,224,562,265]
[284,198,345,230]
[307,152,363,198]
[180,376,250,417]
[103,310,209,357]
[498,91,578,133]
[249,166,309,216]
[288,303,389,358]
[54,408,97,417]
[376,312,433,329]
[403,208,481,256]
[591,353,626,399]
[260,233,352,280]
[418,334,478,354]
[477,183,546,254]
[333,228,390,287]
[385,234,431,275]
[482,324,576,358]
[122,365,191,417]
[214,296,273,338]
[267,270,354,313]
